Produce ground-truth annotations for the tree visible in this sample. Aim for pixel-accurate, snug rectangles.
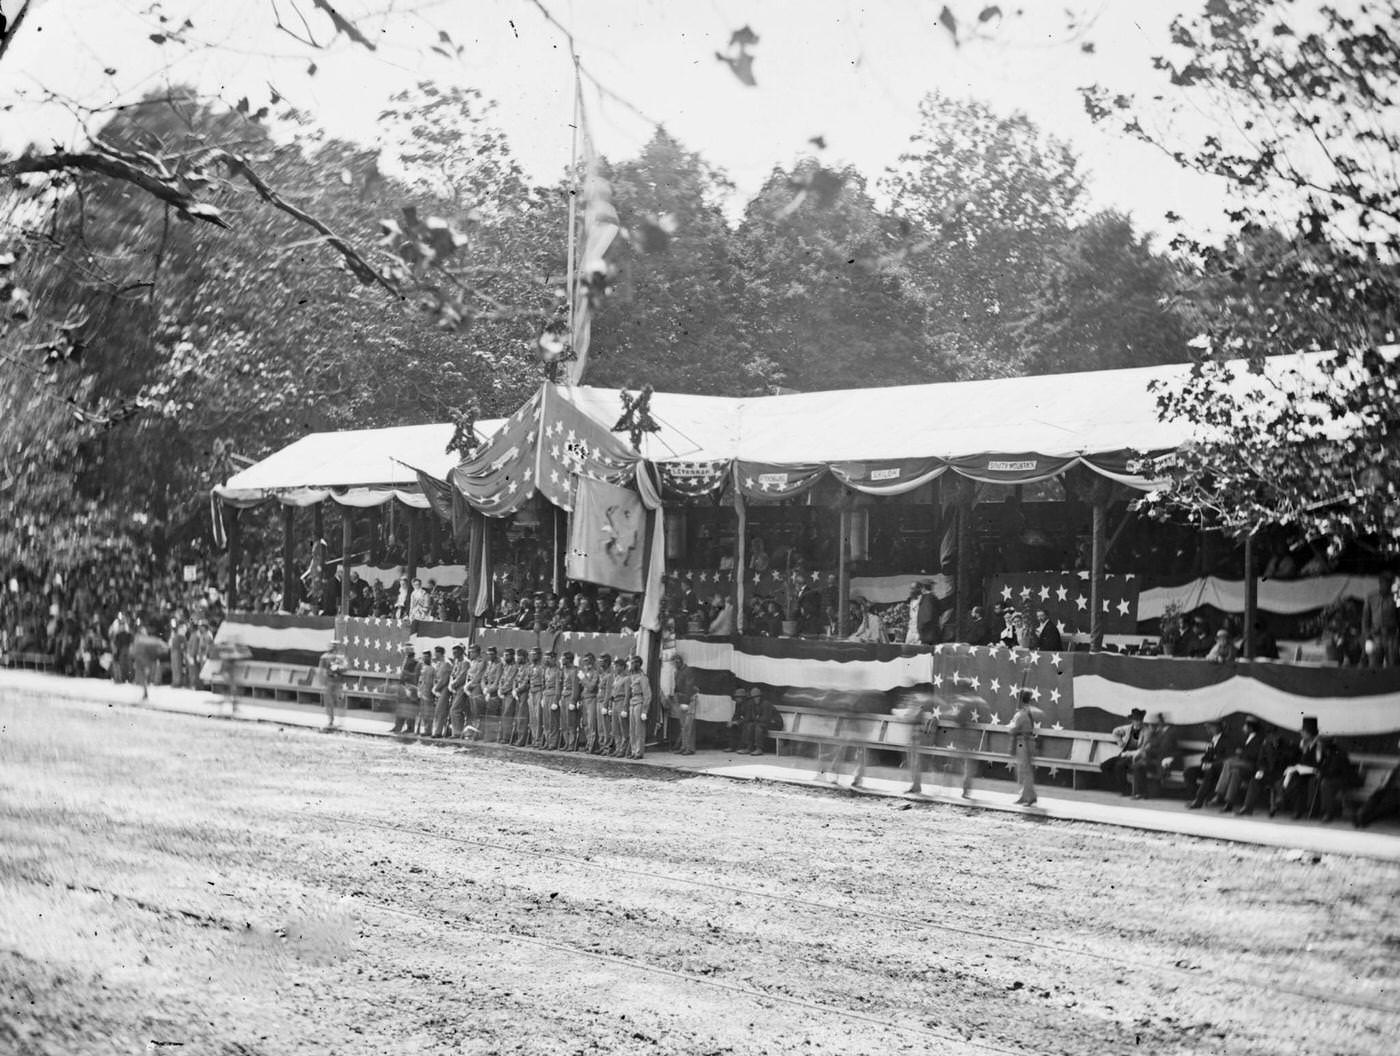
[1084,0,1400,548]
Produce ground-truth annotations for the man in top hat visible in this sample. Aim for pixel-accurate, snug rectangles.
[905,580,939,646]
[624,654,652,759]
[525,647,545,748]
[495,648,518,743]
[391,643,420,734]
[1278,716,1326,818]
[540,650,562,749]
[1129,711,1178,800]
[430,645,453,738]
[317,636,348,731]
[415,649,436,736]
[578,652,601,753]
[593,653,614,754]
[608,657,630,756]
[481,645,503,740]
[1101,707,1148,795]
[559,651,582,751]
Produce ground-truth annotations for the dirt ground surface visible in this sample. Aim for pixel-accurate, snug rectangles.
[2,688,1397,1056]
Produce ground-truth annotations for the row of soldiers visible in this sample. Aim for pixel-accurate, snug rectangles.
[388,643,653,758]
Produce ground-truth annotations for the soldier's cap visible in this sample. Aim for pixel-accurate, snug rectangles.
[402,642,415,651]
[746,687,762,697]
[562,651,574,661]
[732,686,747,698]
[502,647,515,657]
[544,650,556,658]
[434,646,446,655]
[628,655,643,665]
[452,644,466,654]
[582,652,595,660]
[421,650,432,659]
[486,646,498,654]
[599,652,612,662]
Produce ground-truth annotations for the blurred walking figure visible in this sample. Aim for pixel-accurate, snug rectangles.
[1009,690,1039,806]
[317,638,347,730]
[390,644,419,734]
[940,691,984,799]
[674,658,697,755]
[429,646,452,737]
[130,622,166,702]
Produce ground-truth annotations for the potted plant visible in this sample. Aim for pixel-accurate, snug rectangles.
[1158,601,1185,657]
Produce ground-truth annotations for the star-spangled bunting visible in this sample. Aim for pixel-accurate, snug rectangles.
[989,571,1139,635]
[930,642,1073,730]
[342,617,411,676]
[659,460,729,499]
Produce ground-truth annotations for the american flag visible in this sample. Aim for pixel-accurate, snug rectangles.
[340,616,411,688]
[659,460,729,499]
[929,641,1074,730]
[987,572,1139,635]
[535,387,635,511]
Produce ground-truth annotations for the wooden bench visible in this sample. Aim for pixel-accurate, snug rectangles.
[772,706,1121,789]
[204,660,324,705]
[3,650,57,672]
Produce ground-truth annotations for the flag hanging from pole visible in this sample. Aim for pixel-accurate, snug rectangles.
[563,93,619,386]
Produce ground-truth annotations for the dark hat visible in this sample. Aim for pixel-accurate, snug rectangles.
[732,686,746,698]
[628,654,643,666]
[402,642,415,652]
[421,650,432,659]
[582,652,595,661]
[1129,707,1146,720]
[544,650,556,659]
[434,646,446,655]
[452,644,465,654]
[599,652,612,662]
[1243,715,1261,730]
[1018,689,1035,704]
[502,648,515,658]
[562,651,574,661]
[486,646,498,654]
[1301,715,1319,734]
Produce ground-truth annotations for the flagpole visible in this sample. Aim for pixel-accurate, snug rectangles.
[564,58,582,384]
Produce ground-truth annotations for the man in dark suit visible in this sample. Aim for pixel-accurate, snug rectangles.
[1362,572,1398,667]
[1033,609,1063,652]
[1215,716,1265,811]
[1184,720,1233,809]
[914,581,940,645]
[1130,712,1179,799]
[1100,708,1147,795]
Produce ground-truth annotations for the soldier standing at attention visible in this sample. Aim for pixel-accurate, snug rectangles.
[481,646,503,741]
[608,657,630,756]
[560,651,582,751]
[415,649,436,736]
[495,648,517,743]
[577,652,600,753]
[1009,690,1039,807]
[463,643,486,740]
[625,654,653,760]
[594,653,614,755]
[512,649,533,747]
[526,647,546,748]
[674,658,698,756]
[541,650,563,749]
[447,644,471,739]
[391,643,420,735]
[430,645,453,738]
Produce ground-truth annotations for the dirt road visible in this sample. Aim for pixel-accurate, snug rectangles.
[1,689,1396,1055]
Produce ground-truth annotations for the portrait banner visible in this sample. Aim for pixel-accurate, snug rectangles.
[566,477,647,593]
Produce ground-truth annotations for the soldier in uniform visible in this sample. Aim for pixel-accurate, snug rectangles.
[448,644,471,738]
[625,654,653,759]
[430,645,452,738]
[744,686,779,756]
[481,646,503,741]
[593,653,614,754]
[540,650,562,749]
[1009,689,1039,806]
[559,651,582,751]
[608,656,630,756]
[415,649,436,736]
[512,649,533,746]
[495,648,517,743]
[461,643,484,740]
[391,643,420,734]
[525,647,545,748]
[674,658,698,756]
[578,653,601,753]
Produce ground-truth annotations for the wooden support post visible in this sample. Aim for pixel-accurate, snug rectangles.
[340,508,353,617]
[837,506,852,637]
[1090,500,1107,651]
[955,497,972,643]
[553,505,567,595]
[281,505,296,613]
[405,507,419,582]
[312,502,324,553]
[734,492,748,635]
[1243,531,1257,661]
[226,505,241,610]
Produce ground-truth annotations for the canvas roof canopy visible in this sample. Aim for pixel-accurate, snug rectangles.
[216,349,1354,512]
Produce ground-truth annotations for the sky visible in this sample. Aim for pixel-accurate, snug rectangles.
[1,0,1235,240]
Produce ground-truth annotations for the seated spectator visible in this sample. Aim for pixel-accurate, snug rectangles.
[708,594,736,636]
[1353,738,1400,829]
[846,596,884,643]
[997,607,1018,649]
[1215,716,1265,811]
[1247,619,1279,660]
[1184,720,1233,809]
[755,600,783,637]
[574,595,599,632]
[615,592,640,632]
[1238,727,1298,816]
[1277,716,1325,818]
[797,586,825,636]
[1130,711,1179,799]
[965,605,990,646]
[1180,616,1212,658]
[1205,629,1238,664]
[1100,708,1146,795]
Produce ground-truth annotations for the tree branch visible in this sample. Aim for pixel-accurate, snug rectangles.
[0,0,33,66]
[1,150,231,228]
